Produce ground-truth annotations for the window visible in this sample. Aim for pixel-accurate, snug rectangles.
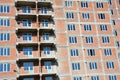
[45,77,53,80]
[106,61,114,69]
[0,19,10,26]
[70,49,79,56]
[66,12,74,19]
[42,20,48,27]
[0,5,10,13]
[22,33,32,41]
[44,61,52,72]
[24,78,34,80]
[102,36,110,43]
[89,62,97,70]
[69,36,77,43]
[72,63,80,70]
[81,2,88,8]
[22,20,31,27]
[68,24,75,31]
[0,63,10,72]
[91,76,99,80]
[23,47,33,56]
[118,52,120,58]
[109,9,113,15]
[111,20,115,25]
[100,25,107,31]
[104,49,112,56]
[41,7,47,14]
[84,24,92,31]
[0,48,10,56]
[98,13,105,19]
[82,13,90,19]
[65,1,72,7]
[113,30,117,36]
[22,6,30,13]
[108,0,112,5]
[85,37,93,43]
[23,62,33,71]
[0,33,10,41]
[96,2,103,8]
[116,41,120,47]
[109,75,117,80]
[43,47,50,55]
[74,77,82,80]
[87,49,95,56]
[42,33,49,41]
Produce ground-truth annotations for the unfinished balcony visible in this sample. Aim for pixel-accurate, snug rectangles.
[16,6,36,19]
[16,32,38,46]
[40,47,57,60]
[38,8,53,19]
[16,20,38,31]
[41,61,57,76]
[16,46,39,61]
[17,61,39,77]
[39,20,55,31]
[39,32,56,46]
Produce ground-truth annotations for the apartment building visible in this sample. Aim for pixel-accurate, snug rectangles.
[0,0,120,80]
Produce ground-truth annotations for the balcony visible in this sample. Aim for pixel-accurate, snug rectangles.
[16,46,39,61]
[16,7,36,15]
[16,21,38,31]
[16,7,36,19]
[40,51,57,60]
[39,36,56,45]
[41,61,57,76]
[39,20,55,31]
[16,33,38,46]
[17,61,39,77]
[38,8,53,18]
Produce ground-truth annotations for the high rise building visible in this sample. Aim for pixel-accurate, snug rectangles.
[0,0,120,80]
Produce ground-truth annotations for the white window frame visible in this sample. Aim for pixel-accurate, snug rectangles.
[23,62,33,71]
[69,36,77,43]
[81,1,88,8]
[72,63,80,70]
[22,33,32,42]
[65,1,72,7]
[0,63,10,72]
[70,49,79,56]
[23,47,33,56]
[0,48,10,56]
[106,61,114,69]
[22,6,31,13]
[82,13,90,19]
[43,47,50,55]
[22,19,32,27]
[89,62,97,70]
[85,37,93,43]
[66,12,74,19]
